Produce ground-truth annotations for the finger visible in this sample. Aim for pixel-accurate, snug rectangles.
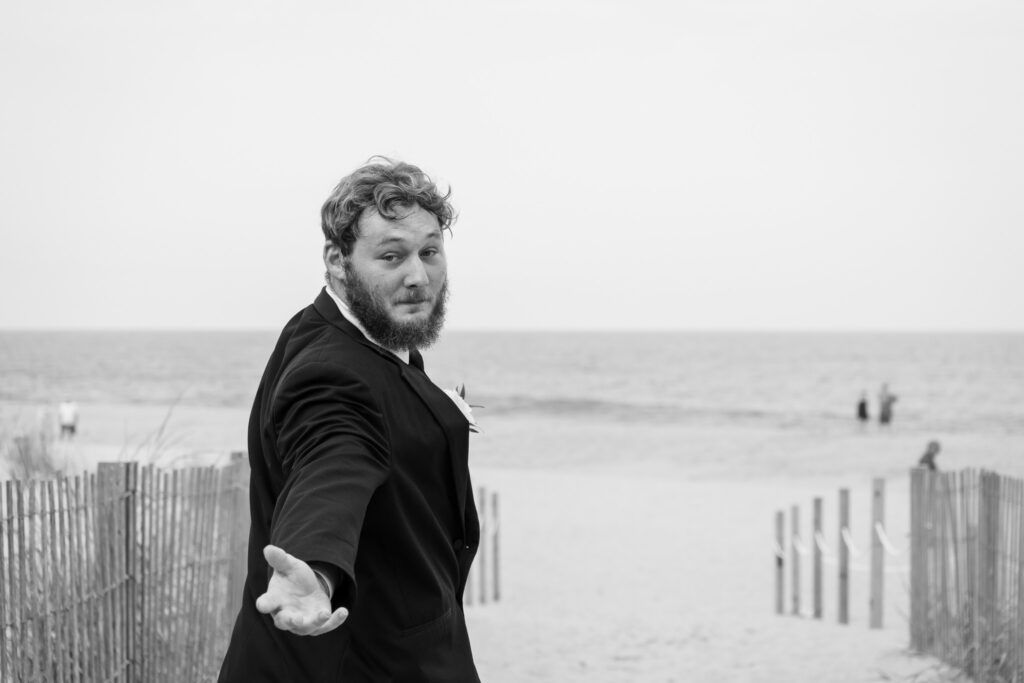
[272,607,313,634]
[263,545,298,575]
[276,607,334,636]
[255,591,282,615]
[309,607,349,636]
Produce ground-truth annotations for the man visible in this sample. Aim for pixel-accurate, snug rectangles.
[878,382,897,425]
[219,158,480,682]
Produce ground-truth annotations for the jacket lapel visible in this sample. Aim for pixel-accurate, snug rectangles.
[312,288,471,533]
[398,360,470,534]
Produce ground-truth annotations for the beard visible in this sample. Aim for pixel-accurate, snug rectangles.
[342,261,448,352]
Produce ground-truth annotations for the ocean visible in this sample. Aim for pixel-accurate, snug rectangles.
[1,331,1022,438]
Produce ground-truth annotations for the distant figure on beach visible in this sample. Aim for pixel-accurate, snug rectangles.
[878,383,897,425]
[57,399,78,439]
[856,392,869,422]
[220,158,480,682]
[918,440,941,471]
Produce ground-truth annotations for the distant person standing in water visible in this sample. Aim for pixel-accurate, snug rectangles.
[856,392,869,422]
[878,383,897,425]
[918,440,941,471]
[57,399,78,439]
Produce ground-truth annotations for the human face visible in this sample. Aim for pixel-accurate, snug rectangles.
[325,204,448,350]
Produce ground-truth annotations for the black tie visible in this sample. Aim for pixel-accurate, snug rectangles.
[408,347,424,371]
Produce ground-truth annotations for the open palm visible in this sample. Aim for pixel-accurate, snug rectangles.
[255,545,349,636]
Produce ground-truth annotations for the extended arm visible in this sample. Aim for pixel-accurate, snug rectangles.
[264,360,391,630]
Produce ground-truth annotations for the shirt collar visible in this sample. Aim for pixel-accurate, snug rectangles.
[325,284,410,364]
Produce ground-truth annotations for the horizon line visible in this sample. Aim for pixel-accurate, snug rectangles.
[1,326,1023,335]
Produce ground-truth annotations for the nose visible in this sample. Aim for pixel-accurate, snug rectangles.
[403,256,429,288]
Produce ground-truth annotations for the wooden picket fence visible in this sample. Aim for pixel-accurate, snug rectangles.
[0,460,250,682]
[0,458,500,682]
[910,468,1024,682]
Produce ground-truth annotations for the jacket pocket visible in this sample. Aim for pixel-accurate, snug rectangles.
[398,606,453,640]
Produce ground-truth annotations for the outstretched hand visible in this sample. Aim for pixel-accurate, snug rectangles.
[255,545,349,636]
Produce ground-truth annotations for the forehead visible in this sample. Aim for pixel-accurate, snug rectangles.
[356,204,442,247]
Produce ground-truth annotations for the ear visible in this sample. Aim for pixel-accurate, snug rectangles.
[324,241,347,284]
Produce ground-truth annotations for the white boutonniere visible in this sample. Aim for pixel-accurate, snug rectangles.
[443,383,480,433]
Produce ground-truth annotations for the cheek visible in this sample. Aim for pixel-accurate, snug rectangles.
[427,264,448,283]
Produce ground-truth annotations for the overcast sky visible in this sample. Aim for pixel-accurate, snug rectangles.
[1,0,1022,331]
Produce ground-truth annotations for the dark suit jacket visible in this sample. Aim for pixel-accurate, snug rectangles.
[219,289,480,682]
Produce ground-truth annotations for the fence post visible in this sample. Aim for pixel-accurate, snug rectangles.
[775,510,784,615]
[225,454,249,625]
[491,490,500,603]
[478,486,488,604]
[125,463,139,683]
[838,488,850,625]
[791,504,801,616]
[813,497,823,620]
[98,462,139,681]
[909,468,923,651]
[978,471,1000,677]
[0,481,7,681]
[870,478,885,629]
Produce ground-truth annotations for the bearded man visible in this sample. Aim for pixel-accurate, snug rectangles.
[219,158,480,682]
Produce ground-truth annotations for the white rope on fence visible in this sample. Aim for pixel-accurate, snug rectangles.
[874,522,901,557]
[774,541,785,559]
[792,535,811,556]
[814,530,835,559]
[841,527,861,559]
[840,562,910,574]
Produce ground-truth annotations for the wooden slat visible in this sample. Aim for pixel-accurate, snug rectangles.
[183,468,203,678]
[491,490,500,605]
[0,482,6,682]
[478,486,488,605]
[774,510,784,615]
[910,469,922,649]
[27,481,41,682]
[64,478,79,683]
[869,478,884,629]
[813,497,822,620]
[838,489,849,626]
[201,466,221,677]
[168,468,182,678]
[140,465,152,683]
[124,462,139,683]
[790,504,800,616]
[16,480,30,682]
[47,479,66,683]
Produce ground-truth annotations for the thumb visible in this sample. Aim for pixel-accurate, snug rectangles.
[263,545,298,575]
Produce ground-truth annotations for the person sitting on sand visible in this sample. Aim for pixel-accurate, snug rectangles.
[918,440,941,471]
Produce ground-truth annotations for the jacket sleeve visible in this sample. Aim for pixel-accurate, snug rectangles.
[268,359,391,606]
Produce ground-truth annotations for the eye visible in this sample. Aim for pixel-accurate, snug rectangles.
[421,248,440,258]
[380,253,400,263]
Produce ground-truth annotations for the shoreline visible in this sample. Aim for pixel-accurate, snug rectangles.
[3,398,1024,480]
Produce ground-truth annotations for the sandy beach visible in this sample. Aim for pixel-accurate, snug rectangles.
[5,399,1024,681]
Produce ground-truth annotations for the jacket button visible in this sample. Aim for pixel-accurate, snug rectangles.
[453,538,464,551]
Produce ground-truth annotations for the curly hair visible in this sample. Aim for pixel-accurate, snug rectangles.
[321,157,456,256]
